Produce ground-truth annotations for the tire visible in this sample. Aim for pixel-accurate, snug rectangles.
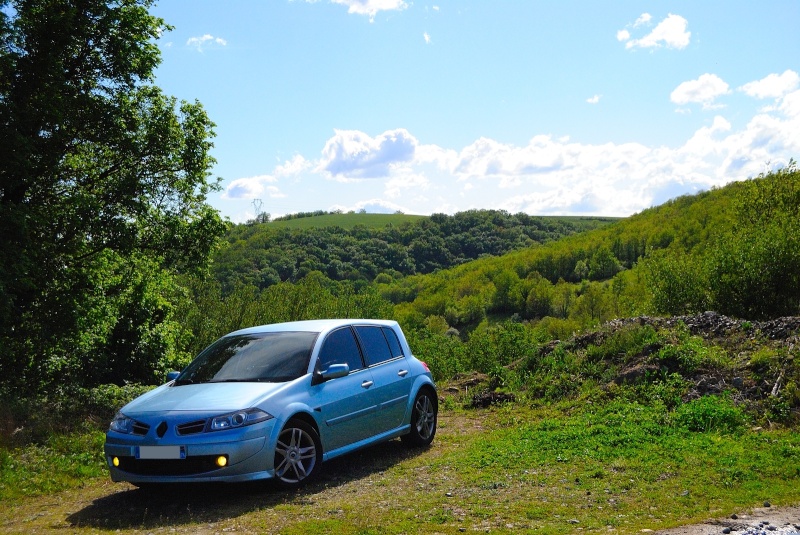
[273,419,322,488]
[402,388,438,447]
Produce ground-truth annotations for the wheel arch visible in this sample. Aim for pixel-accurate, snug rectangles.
[405,377,438,421]
[284,411,320,436]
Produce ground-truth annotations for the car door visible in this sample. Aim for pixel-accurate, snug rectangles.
[312,326,378,451]
[354,325,412,434]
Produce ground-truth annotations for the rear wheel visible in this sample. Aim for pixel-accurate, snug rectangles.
[274,419,322,488]
[402,388,437,447]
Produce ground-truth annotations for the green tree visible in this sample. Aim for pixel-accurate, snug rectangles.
[525,273,553,319]
[571,281,610,324]
[491,268,523,313]
[707,163,800,318]
[0,0,226,395]
[640,249,709,316]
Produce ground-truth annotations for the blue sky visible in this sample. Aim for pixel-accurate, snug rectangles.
[150,1,800,222]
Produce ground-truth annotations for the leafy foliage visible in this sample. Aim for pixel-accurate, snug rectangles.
[176,273,394,359]
[647,161,800,320]
[674,395,749,433]
[0,0,227,396]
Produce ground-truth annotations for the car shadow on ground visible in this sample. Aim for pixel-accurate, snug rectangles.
[67,438,428,530]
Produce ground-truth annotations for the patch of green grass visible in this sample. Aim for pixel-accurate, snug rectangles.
[427,403,800,533]
[652,326,733,373]
[674,395,750,433]
[2,404,798,534]
[0,428,106,501]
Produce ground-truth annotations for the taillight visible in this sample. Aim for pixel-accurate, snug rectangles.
[421,361,430,372]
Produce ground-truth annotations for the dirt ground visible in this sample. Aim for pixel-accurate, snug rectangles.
[654,504,800,535]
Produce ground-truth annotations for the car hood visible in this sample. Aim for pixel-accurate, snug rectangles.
[122,382,288,414]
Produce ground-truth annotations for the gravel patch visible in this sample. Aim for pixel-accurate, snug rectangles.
[655,505,800,535]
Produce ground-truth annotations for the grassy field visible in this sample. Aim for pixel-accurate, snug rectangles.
[3,317,798,533]
[267,212,426,230]
[2,401,799,534]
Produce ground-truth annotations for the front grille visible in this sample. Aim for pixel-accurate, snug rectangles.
[132,421,150,436]
[176,419,207,435]
[116,456,223,476]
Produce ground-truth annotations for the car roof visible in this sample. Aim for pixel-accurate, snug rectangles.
[227,319,398,337]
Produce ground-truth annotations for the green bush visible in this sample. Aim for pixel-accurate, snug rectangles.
[673,395,749,433]
[653,326,729,373]
[585,324,660,364]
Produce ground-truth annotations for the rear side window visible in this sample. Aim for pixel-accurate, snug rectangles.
[382,327,404,358]
[317,327,364,372]
[355,325,397,366]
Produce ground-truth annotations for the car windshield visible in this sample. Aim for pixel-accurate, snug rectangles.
[174,331,318,385]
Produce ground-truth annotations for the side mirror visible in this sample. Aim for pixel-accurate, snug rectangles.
[320,363,349,380]
[312,363,350,385]
[166,371,180,382]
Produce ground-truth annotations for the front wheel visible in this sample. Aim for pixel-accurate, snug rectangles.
[402,388,437,447]
[274,419,322,488]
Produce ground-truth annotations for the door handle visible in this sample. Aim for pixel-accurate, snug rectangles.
[398,369,408,377]
[361,381,374,388]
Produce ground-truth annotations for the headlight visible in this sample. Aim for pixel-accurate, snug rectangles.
[109,412,134,434]
[210,408,273,431]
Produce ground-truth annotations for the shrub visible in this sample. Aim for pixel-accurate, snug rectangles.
[653,326,729,373]
[673,395,748,433]
[585,324,660,364]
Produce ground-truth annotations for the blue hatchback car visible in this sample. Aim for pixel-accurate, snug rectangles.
[104,319,437,488]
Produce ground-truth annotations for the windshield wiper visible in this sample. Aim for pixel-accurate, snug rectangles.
[173,379,194,386]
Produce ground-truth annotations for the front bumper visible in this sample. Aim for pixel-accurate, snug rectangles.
[104,420,277,484]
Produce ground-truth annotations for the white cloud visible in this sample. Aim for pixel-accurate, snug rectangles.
[275,154,312,176]
[634,13,652,27]
[328,0,407,21]
[671,74,730,109]
[621,13,690,50]
[385,171,430,199]
[681,116,732,156]
[739,70,800,99]
[781,88,800,118]
[318,128,418,178]
[423,32,431,44]
[587,95,601,104]
[222,175,279,200]
[186,34,227,52]
[452,135,568,181]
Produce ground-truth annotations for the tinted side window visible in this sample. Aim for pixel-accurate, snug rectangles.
[382,327,404,358]
[355,326,393,366]
[317,327,363,372]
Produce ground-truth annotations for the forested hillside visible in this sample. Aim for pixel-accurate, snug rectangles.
[213,210,617,291]
[380,163,799,336]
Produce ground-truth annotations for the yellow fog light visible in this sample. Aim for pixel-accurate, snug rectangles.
[112,457,120,467]
[216,456,228,467]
